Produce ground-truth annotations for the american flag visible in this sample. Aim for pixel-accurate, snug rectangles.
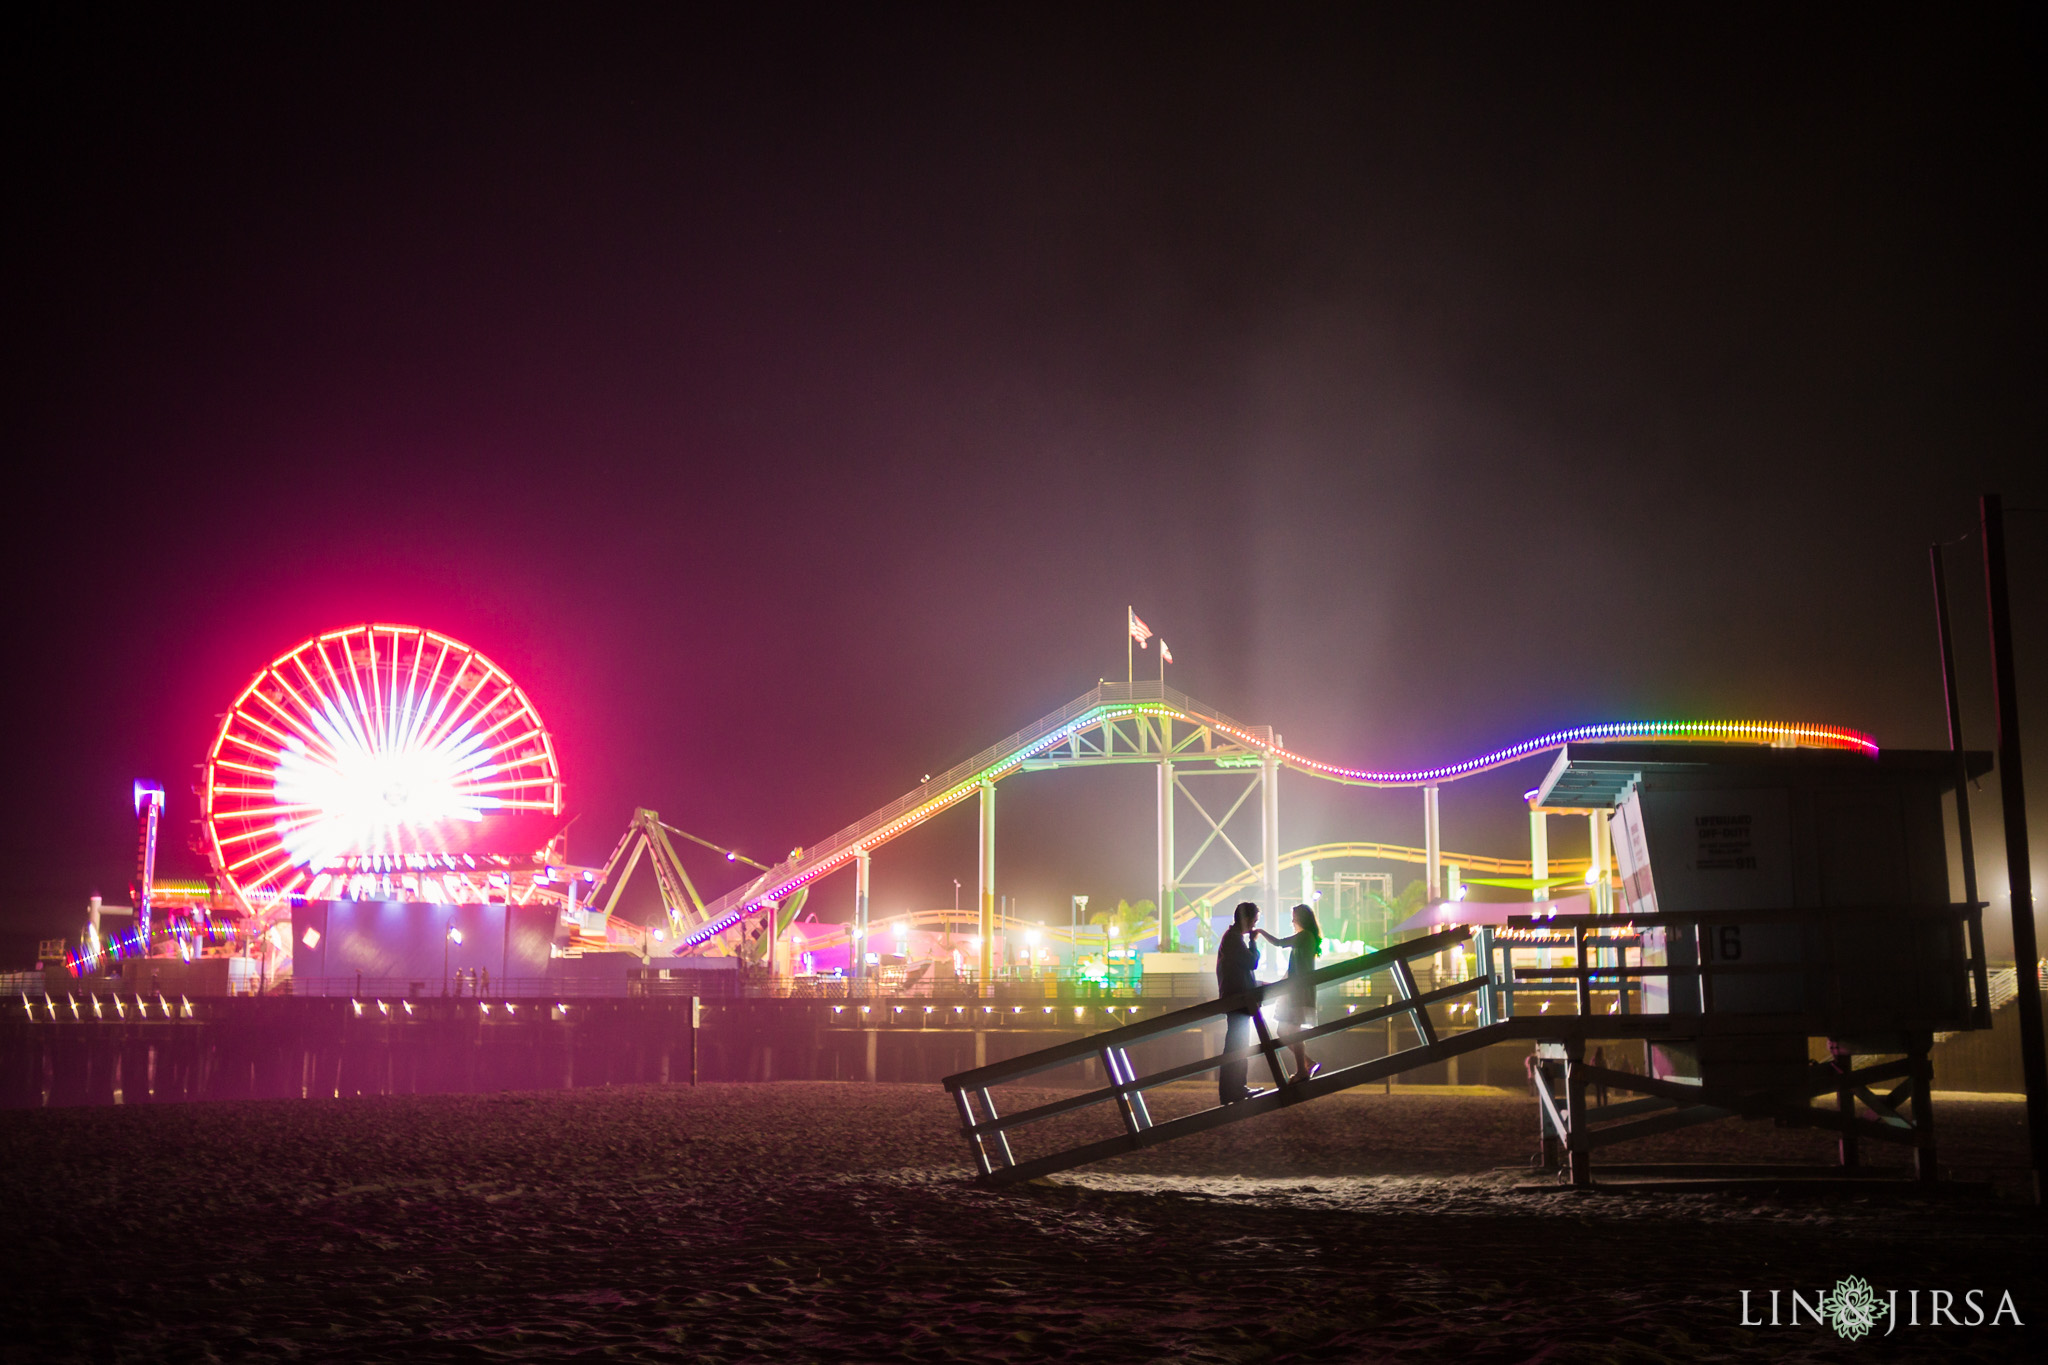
[1128,608,1153,646]
[1160,640,1172,664]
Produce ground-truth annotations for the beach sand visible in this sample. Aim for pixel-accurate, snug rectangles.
[2,1082,2039,1362]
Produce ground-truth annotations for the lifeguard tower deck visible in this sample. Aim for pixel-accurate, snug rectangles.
[944,744,1995,1188]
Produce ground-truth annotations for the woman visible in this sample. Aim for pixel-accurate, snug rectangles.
[1258,904,1322,1081]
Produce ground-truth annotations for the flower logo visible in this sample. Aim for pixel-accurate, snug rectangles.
[1823,1276,1882,1341]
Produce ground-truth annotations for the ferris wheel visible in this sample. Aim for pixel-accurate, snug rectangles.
[202,624,564,914]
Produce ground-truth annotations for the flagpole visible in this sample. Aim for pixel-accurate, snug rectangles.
[1127,607,1133,686]
[1159,642,1165,684]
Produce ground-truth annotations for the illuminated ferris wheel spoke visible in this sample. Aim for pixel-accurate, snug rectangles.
[226,844,283,875]
[471,706,531,748]
[218,822,295,848]
[477,729,544,766]
[280,657,328,723]
[332,637,369,725]
[396,633,423,742]
[259,674,339,762]
[316,657,372,757]
[239,702,302,752]
[398,634,430,747]
[428,667,498,755]
[223,731,284,763]
[407,642,458,753]
[402,640,449,754]
[378,635,404,753]
[255,674,314,738]
[366,628,390,745]
[467,776,545,795]
[319,646,374,750]
[354,632,376,742]
[363,633,395,748]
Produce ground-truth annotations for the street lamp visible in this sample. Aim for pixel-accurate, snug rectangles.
[1071,895,1088,975]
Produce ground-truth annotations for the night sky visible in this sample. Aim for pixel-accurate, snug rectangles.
[4,7,2042,954]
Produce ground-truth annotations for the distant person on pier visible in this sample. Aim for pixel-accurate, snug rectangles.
[1216,902,1264,1104]
[1258,904,1323,1082]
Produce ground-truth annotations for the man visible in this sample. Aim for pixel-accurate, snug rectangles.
[1215,901,1264,1104]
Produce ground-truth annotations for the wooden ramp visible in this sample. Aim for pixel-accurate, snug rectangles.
[943,926,1500,1186]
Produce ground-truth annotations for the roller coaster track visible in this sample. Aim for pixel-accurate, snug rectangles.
[676,681,1873,951]
[1192,840,1594,904]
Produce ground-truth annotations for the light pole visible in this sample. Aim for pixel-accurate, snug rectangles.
[1071,895,1088,975]
[1982,493,2047,1199]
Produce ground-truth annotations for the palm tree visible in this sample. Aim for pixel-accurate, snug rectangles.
[1089,897,1158,947]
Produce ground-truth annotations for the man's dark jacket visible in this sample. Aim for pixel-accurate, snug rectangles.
[1215,927,1258,1000]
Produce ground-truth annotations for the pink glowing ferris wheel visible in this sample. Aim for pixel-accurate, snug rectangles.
[203,624,564,913]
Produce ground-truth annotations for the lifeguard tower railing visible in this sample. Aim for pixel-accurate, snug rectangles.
[943,902,1989,1187]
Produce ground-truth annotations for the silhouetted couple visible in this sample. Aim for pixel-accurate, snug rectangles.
[1215,901,1323,1104]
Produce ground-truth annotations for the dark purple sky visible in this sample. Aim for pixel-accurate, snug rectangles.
[4,7,2043,952]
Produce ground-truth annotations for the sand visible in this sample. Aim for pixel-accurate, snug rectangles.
[1,1083,2039,1362]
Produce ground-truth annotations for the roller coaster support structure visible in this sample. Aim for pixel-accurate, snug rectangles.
[675,680,1876,956]
[852,850,871,982]
[978,781,995,983]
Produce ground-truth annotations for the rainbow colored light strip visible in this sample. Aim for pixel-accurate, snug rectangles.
[678,708,1875,949]
[65,913,240,976]
[1271,718,1877,785]
[67,927,150,974]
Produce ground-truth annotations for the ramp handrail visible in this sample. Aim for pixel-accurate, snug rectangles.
[944,925,1471,1093]
[943,925,1478,1181]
